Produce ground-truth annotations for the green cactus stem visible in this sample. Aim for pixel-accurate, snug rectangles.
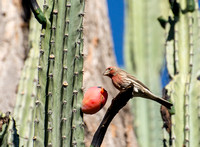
[124,0,165,146]
[163,0,200,146]
[33,0,53,146]
[0,112,19,147]
[33,0,85,146]
[13,15,40,147]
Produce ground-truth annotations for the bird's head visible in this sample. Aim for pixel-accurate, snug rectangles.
[103,66,118,77]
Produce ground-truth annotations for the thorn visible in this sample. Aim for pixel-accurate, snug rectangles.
[53,10,58,14]
[78,12,85,17]
[63,66,68,70]
[48,92,52,96]
[73,90,78,95]
[21,91,25,95]
[34,119,39,124]
[31,93,35,97]
[72,125,76,129]
[63,81,68,87]
[63,100,67,105]
[36,84,41,88]
[63,49,68,52]
[66,20,70,24]
[73,108,77,113]
[77,40,81,44]
[43,4,49,9]
[49,54,55,59]
[48,110,53,115]
[50,40,55,44]
[77,27,83,32]
[35,100,40,105]
[185,125,190,131]
[62,118,67,121]
[80,122,85,127]
[38,66,42,70]
[52,26,56,30]
[66,3,71,7]
[74,72,78,76]
[40,49,44,54]
[40,33,45,37]
[64,34,69,37]
[49,73,53,78]
[33,136,37,141]
[48,127,53,132]
[72,141,77,146]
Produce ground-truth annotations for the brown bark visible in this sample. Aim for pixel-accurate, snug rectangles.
[83,0,138,146]
[0,0,26,112]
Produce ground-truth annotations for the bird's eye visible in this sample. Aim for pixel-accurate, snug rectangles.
[107,67,112,71]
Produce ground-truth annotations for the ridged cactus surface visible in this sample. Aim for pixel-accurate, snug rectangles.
[13,14,40,147]
[0,112,19,147]
[124,0,164,146]
[163,0,200,146]
[0,0,86,146]
[33,0,85,146]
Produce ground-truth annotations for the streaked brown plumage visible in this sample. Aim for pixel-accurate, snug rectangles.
[103,66,173,109]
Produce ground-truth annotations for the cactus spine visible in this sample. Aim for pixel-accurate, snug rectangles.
[124,0,165,146]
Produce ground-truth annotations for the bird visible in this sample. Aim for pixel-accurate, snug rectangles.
[103,66,173,109]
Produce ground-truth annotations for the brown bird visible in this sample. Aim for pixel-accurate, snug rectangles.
[103,66,173,109]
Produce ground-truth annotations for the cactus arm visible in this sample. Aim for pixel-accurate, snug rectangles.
[164,1,200,146]
[60,0,85,146]
[13,9,41,146]
[71,1,85,146]
[33,0,53,146]
[48,0,67,146]
[189,2,200,146]
[0,113,19,147]
[124,0,165,146]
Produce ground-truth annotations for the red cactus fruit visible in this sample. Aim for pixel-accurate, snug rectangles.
[81,86,108,114]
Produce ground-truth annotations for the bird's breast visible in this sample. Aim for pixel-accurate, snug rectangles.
[112,75,130,90]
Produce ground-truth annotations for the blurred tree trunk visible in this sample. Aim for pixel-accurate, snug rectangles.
[0,0,138,146]
[83,0,138,146]
[0,0,27,112]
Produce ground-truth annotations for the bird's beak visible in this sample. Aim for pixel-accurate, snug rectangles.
[103,70,109,76]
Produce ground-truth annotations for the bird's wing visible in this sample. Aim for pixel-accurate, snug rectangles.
[126,74,150,91]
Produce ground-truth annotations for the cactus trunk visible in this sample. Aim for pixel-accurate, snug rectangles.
[7,0,86,146]
[163,0,200,146]
[124,0,164,146]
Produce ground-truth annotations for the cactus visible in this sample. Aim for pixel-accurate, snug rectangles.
[124,0,165,146]
[0,0,86,146]
[0,112,19,147]
[33,0,85,146]
[13,13,40,147]
[162,0,200,146]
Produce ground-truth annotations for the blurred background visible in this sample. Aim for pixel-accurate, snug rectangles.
[0,0,200,146]
[107,0,124,67]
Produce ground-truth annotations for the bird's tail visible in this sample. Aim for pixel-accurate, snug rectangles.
[153,96,173,109]
[135,90,173,109]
